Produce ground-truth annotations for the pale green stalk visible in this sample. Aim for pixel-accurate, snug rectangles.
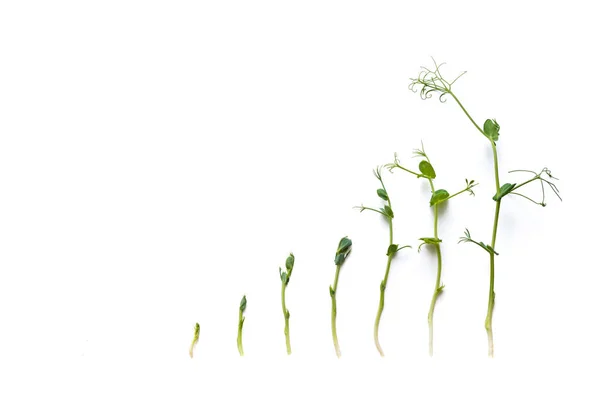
[279,253,295,355]
[387,148,475,356]
[356,167,410,357]
[237,295,246,356]
[189,323,200,358]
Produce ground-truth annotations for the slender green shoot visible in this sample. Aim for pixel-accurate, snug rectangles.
[410,59,561,357]
[387,143,477,356]
[355,166,411,357]
[330,236,352,358]
[237,295,247,356]
[279,253,295,355]
[189,322,200,358]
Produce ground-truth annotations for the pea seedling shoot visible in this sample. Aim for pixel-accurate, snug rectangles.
[279,253,295,355]
[409,59,561,357]
[237,295,247,356]
[386,144,477,356]
[356,166,411,356]
[189,322,200,358]
[330,236,352,358]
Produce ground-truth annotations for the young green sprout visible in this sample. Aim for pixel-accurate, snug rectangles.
[330,236,352,358]
[356,166,411,357]
[189,322,200,358]
[279,253,295,355]
[410,59,561,357]
[386,144,477,356]
[237,295,247,356]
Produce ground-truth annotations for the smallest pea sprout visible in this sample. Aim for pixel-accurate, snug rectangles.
[237,295,247,356]
[330,236,352,358]
[189,322,200,358]
[279,253,295,355]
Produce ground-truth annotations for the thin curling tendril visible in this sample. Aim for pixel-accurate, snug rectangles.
[408,58,466,103]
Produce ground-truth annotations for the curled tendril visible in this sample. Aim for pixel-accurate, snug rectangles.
[508,167,562,206]
[409,58,466,103]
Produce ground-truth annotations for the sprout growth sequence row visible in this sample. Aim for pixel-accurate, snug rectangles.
[189,60,560,359]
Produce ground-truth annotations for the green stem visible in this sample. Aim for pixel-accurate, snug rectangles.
[450,92,486,137]
[331,265,341,358]
[486,143,502,357]
[490,141,501,193]
[485,251,496,358]
[428,244,442,357]
[428,202,442,357]
[511,176,539,192]
[393,164,421,177]
[491,200,501,249]
[486,200,501,357]
[281,281,291,355]
[444,185,475,203]
[374,216,393,357]
[451,90,502,358]
[237,309,244,356]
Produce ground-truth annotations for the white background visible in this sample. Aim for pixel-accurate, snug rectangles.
[0,1,597,398]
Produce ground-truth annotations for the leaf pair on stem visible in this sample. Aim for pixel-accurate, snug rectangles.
[387,144,477,356]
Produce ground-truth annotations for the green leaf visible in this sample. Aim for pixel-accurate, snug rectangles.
[240,295,247,312]
[382,205,394,218]
[376,189,389,201]
[419,237,442,244]
[429,189,449,206]
[386,244,398,256]
[336,237,352,255]
[280,269,288,284]
[492,183,516,201]
[335,236,352,266]
[418,237,442,252]
[329,286,335,297]
[418,160,436,179]
[286,253,295,271]
[483,119,500,142]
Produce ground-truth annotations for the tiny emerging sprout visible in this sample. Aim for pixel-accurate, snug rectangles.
[237,295,247,356]
[189,323,200,358]
[330,236,352,358]
[280,253,295,355]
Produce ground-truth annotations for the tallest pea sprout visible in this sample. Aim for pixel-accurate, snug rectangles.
[409,59,561,357]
